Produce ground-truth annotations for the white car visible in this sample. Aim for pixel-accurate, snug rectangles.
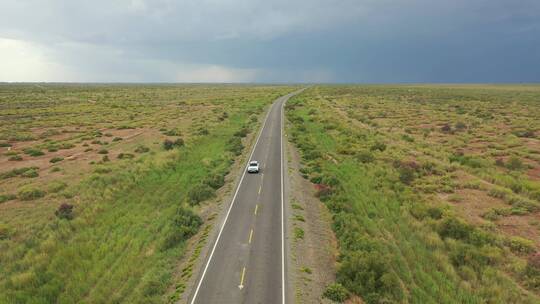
[247,161,260,173]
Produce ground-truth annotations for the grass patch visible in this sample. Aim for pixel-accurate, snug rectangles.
[286,85,540,303]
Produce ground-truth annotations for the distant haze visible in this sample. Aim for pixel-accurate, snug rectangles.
[1,0,539,83]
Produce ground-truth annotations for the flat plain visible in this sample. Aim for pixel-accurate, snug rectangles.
[0,84,293,303]
[286,85,540,303]
[2,84,540,304]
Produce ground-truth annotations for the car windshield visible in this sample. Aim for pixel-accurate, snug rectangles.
[249,161,258,166]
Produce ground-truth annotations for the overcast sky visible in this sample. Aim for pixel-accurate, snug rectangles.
[1,0,539,83]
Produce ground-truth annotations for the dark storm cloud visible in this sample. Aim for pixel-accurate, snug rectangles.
[0,0,539,82]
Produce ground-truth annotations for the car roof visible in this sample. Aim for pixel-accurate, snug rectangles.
[249,161,258,164]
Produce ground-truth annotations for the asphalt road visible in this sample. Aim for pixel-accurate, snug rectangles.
[188,91,301,304]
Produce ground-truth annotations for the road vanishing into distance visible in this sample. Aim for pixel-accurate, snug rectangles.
[188,91,302,304]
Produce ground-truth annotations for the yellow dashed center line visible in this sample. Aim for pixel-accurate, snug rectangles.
[239,266,246,288]
[254,204,259,215]
[248,229,254,244]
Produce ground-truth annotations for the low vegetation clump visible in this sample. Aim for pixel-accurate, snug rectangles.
[0,194,16,204]
[286,85,540,303]
[0,224,10,240]
[117,153,135,159]
[187,183,215,205]
[134,145,150,153]
[8,155,22,161]
[55,203,74,220]
[163,138,184,150]
[17,186,45,201]
[0,167,40,179]
[23,148,45,157]
[49,156,64,163]
[47,181,67,193]
[163,129,182,136]
[323,283,350,302]
[21,168,39,178]
[162,207,202,250]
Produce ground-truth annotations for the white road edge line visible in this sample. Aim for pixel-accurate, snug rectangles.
[280,96,286,304]
[190,103,273,304]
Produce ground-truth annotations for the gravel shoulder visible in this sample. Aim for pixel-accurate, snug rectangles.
[285,124,338,304]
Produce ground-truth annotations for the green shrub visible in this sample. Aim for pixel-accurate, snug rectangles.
[323,283,349,303]
[455,121,467,131]
[134,145,150,153]
[441,124,452,133]
[438,217,472,241]
[0,142,12,147]
[294,227,304,240]
[59,143,75,149]
[18,186,46,201]
[355,150,374,163]
[205,173,225,190]
[314,184,333,201]
[94,167,112,174]
[488,187,511,199]
[337,251,402,303]
[48,181,67,193]
[162,207,202,250]
[506,236,535,255]
[234,127,249,138]
[8,155,23,161]
[0,194,16,203]
[506,156,523,170]
[450,243,492,271]
[227,137,243,156]
[448,153,485,168]
[188,183,215,205]
[427,207,443,219]
[370,142,386,152]
[50,157,64,163]
[398,167,416,185]
[117,153,135,159]
[21,169,39,178]
[294,214,305,222]
[23,148,45,157]
[513,129,536,138]
[112,137,123,142]
[55,203,74,220]
[1,167,39,179]
[98,149,108,154]
[163,129,182,136]
[402,134,414,142]
[0,224,11,240]
[163,138,184,150]
[482,208,510,221]
[198,128,209,135]
[524,253,540,290]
